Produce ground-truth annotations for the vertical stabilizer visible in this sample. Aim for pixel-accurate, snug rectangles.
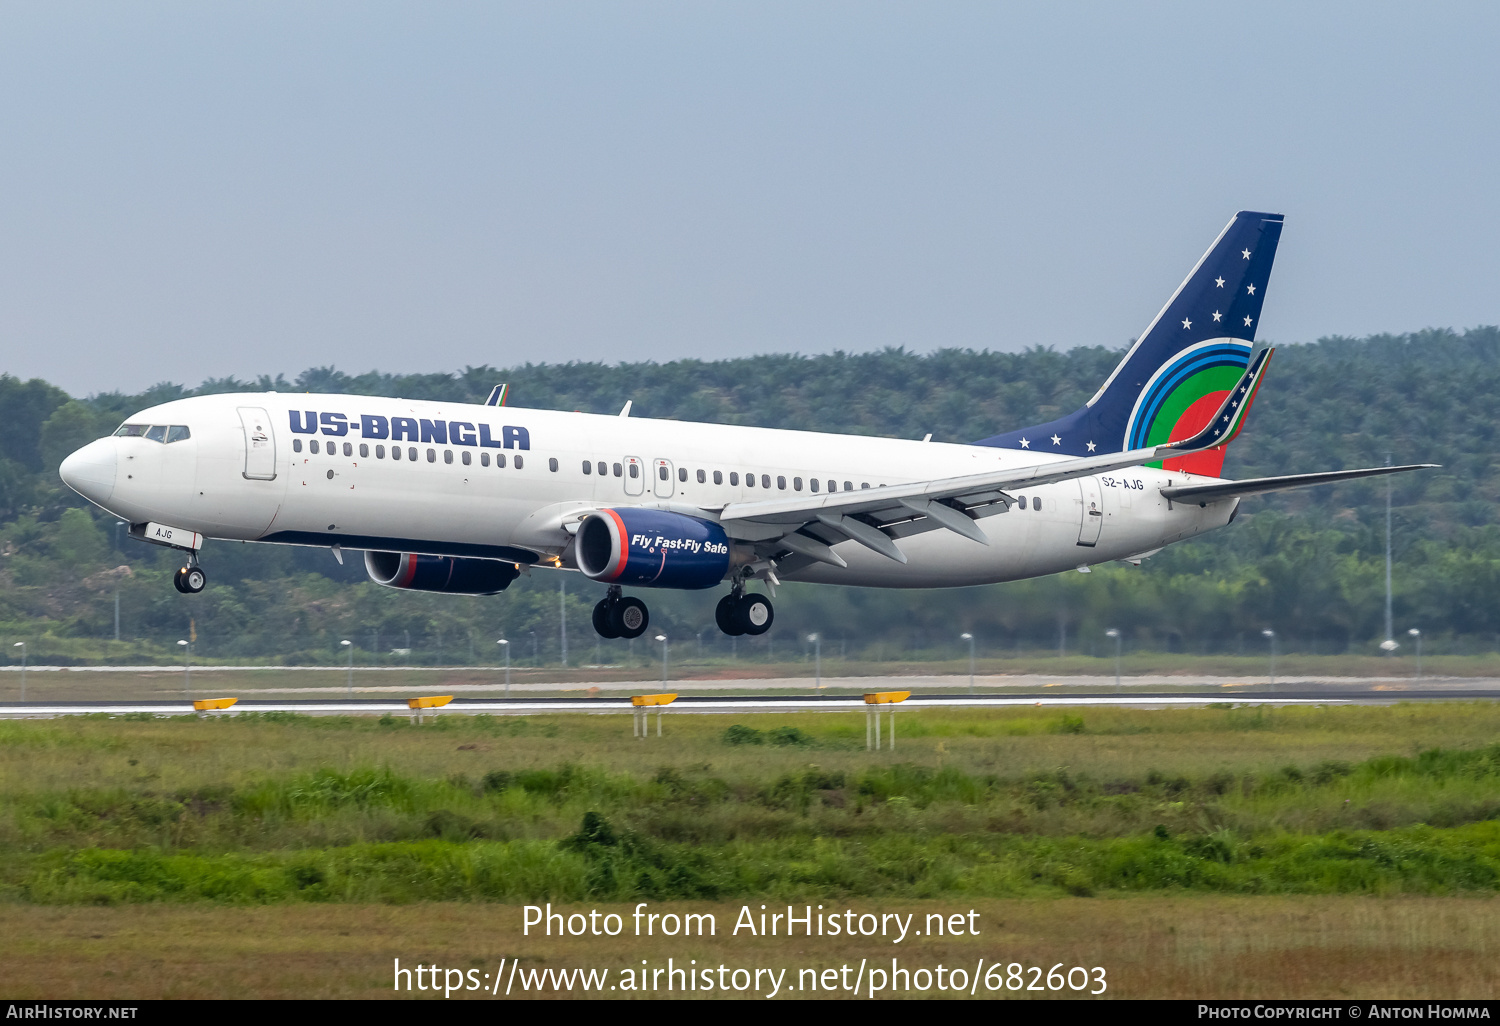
[976,211,1283,475]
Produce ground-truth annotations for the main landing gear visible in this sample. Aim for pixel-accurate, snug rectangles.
[172,555,206,595]
[715,585,773,637]
[593,586,649,639]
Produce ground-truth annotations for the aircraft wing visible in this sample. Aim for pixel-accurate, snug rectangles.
[715,350,1277,566]
[1159,464,1438,505]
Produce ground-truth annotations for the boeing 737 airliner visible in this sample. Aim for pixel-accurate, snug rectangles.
[59,212,1432,640]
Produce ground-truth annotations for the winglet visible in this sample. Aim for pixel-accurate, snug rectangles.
[1159,347,1274,455]
[485,384,509,407]
[619,400,632,418]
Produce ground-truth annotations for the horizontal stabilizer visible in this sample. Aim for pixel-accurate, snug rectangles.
[1160,464,1439,505]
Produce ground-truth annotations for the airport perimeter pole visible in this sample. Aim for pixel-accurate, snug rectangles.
[341,640,353,696]
[498,639,510,697]
[961,632,975,693]
[12,642,25,703]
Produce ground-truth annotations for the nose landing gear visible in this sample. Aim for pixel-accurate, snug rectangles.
[715,584,774,636]
[592,586,649,639]
[173,556,207,595]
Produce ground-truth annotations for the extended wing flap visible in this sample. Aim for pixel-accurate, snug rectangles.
[1160,464,1438,505]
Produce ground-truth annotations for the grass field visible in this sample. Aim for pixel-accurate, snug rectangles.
[3,702,1499,997]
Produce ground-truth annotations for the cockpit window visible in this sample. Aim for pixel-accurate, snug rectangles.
[115,423,190,443]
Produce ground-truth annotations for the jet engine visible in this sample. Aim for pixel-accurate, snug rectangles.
[575,508,733,590]
[364,551,520,595]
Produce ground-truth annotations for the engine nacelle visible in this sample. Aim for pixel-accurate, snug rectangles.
[364,551,519,595]
[575,508,731,590]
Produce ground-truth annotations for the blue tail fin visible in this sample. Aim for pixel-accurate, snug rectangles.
[976,211,1284,467]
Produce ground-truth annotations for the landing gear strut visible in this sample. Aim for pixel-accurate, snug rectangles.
[173,553,206,595]
[715,581,774,637]
[593,586,649,639]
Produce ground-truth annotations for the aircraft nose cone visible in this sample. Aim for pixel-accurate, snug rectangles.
[59,438,117,505]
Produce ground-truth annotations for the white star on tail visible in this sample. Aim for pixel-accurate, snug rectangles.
[1242,248,1251,259]
[1050,434,1062,446]
[1215,277,1225,288]
[1246,283,1256,295]
[1182,318,1192,329]
[1212,310,1222,322]
[1019,437,1030,449]
[1244,315,1253,327]
[1086,441,1097,452]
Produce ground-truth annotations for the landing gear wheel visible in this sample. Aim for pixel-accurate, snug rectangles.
[592,599,621,639]
[737,593,773,636]
[174,566,206,594]
[610,596,650,639]
[715,594,745,636]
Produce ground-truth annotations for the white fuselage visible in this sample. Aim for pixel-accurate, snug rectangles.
[62,392,1237,588]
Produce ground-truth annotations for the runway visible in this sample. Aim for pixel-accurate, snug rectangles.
[0,689,1494,718]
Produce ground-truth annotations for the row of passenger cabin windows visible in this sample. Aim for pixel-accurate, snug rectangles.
[292,437,528,469]
[580,460,874,492]
[115,424,191,443]
[286,438,1041,506]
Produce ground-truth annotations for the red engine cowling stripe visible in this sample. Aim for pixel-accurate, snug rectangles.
[396,552,419,588]
[601,509,630,581]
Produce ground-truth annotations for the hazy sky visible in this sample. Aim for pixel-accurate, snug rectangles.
[3,2,1498,396]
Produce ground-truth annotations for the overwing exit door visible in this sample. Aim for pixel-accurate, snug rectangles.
[623,456,645,496]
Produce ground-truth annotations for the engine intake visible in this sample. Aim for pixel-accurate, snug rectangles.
[576,508,731,590]
[364,551,519,595]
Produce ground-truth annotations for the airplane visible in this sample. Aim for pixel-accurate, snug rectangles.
[59,211,1433,640]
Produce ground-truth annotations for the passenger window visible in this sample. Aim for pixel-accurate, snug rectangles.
[514,455,524,469]
[729,472,739,486]
[679,467,688,482]
[828,480,836,492]
[376,444,385,459]
[427,448,437,463]
[145,425,168,443]
[583,461,592,475]
[344,442,354,457]
[496,453,506,468]
[792,477,802,491]
[810,479,819,492]
[462,451,471,466]
[612,463,622,477]
[166,425,191,443]
[115,424,149,437]
[392,446,401,461]
[293,439,303,453]
[861,482,870,489]
[844,481,853,491]
[408,447,418,461]
[597,462,607,476]
[1033,496,1041,511]
[745,473,755,488]
[310,439,320,454]
[359,443,369,458]
[629,464,638,479]
[1018,495,1027,510]
[658,465,668,481]
[713,470,722,485]
[549,458,559,472]
[696,469,705,484]
[762,475,771,489]
[778,476,787,489]
[480,452,489,467]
